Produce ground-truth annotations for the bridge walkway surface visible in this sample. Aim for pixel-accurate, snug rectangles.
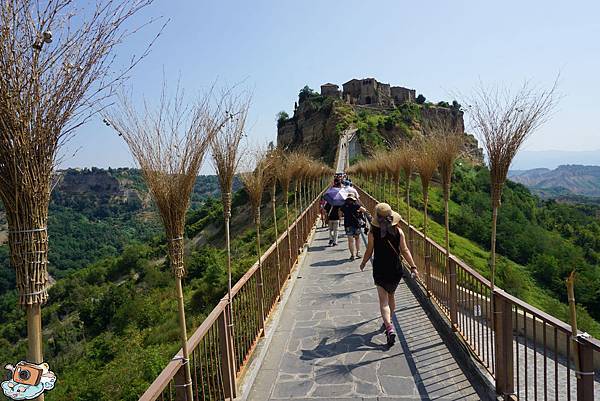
[246,224,491,401]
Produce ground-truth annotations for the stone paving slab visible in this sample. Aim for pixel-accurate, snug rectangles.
[246,226,489,400]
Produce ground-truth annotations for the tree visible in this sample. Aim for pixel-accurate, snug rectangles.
[276,111,289,126]
[0,0,156,378]
[416,94,426,104]
[299,85,318,103]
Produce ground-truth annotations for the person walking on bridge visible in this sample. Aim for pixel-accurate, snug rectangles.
[324,178,343,246]
[340,193,366,260]
[359,203,418,346]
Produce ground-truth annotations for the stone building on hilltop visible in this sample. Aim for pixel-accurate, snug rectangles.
[320,78,416,107]
[320,83,341,98]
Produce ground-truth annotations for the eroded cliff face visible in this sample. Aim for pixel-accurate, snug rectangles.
[277,98,343,164]
[277,96,483,164]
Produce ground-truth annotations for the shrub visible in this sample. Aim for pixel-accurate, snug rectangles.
[276,111,289,127]
[416,94,426,104]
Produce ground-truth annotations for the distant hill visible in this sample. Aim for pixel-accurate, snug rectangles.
[509,164,600,198]
[0,168,239,287]
[511,150,600,170]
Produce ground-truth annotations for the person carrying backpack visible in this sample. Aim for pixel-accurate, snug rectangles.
[340,193,366,260]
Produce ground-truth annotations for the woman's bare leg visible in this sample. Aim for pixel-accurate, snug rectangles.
[388,292,396,318]
[347,235,355,257]
[354,236,361,254]
[376,286,392,328]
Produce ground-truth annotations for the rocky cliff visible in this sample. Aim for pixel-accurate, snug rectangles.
[277,89,482,164]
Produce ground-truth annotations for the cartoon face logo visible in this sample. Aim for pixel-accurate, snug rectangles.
[1,362,56,400]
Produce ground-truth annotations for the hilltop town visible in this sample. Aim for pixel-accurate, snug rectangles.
[320,78,416,107]
[277,77,478,163]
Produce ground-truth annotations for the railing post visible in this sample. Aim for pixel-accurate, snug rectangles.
[448,258,458,330]
[576,338,594,401]
[218,307,236,400]
[494,292,515,400]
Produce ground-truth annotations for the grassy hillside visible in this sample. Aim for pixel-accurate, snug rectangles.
[0,169,266,401]
[357,163,600,337]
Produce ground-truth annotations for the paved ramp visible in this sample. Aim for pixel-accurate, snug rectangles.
[246,225,490,400]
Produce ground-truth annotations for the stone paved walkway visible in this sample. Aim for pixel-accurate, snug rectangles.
[247,225,489,400]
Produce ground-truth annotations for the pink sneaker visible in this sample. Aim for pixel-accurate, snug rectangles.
[385,325,396,346]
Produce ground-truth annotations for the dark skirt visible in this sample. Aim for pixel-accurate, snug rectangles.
[372,257,403,294]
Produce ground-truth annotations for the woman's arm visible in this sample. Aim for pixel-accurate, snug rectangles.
[398,228,418,275]
[359,232,374,271]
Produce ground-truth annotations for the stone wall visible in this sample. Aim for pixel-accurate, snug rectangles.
[391,86,416,104]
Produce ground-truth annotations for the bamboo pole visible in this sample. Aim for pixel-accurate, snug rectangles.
[271,183,281,292]
[26,304,44,401]
[175,276,194,401]
[224,193,234,337]
[566,271,581,379]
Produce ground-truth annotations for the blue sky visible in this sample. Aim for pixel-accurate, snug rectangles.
[62,0,600,172]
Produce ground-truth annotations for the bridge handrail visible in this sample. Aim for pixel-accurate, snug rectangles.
[356,185,599,400]
[139,189,324,401]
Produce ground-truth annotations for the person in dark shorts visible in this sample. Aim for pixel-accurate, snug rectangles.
[340,193,366,260]
[359,202,418,346]
[324,201,340,246]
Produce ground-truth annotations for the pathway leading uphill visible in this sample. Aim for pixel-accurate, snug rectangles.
[246,225,490,400]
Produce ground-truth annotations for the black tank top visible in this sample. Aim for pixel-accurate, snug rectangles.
[371,226,402,265]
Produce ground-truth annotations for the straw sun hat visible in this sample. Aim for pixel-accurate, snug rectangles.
[371,202,401,227]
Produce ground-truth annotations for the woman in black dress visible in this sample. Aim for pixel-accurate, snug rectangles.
[359,203,418,346]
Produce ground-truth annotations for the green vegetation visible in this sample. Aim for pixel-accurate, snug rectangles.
[348,103,422,152]
[276,110,289,127]
[360,163,600,336]
[0,170,300,401]
[0,167,301,400]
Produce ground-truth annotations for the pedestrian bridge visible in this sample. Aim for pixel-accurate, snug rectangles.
[139,183,600,401]
[244,222,488,401]
[139,131,600,400]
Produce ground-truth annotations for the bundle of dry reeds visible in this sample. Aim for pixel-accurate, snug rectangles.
[424,117,465,262]
[106,84,220,400]
[210,91,250,324]
[397,142,415,226]
[266,147,284,287]
[414,138,438,232]
[0,0,156,369]
[241,149,274,265]
[274,151,295,268]
[467,81,557,292]
[387,147,403,211]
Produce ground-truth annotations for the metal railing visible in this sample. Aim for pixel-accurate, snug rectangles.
[139,193,322,401]
[356,186,599,401]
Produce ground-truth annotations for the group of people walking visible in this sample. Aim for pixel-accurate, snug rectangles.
[320,174,419,347]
